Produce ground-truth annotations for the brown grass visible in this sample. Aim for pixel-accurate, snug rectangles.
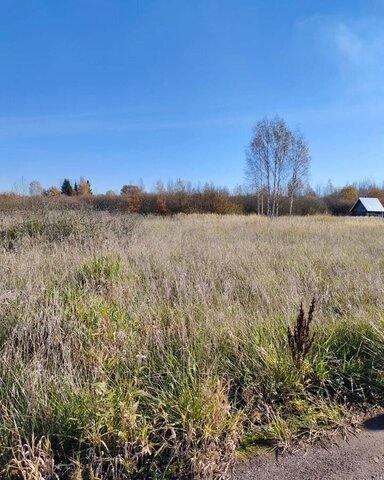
[0,213,384,478]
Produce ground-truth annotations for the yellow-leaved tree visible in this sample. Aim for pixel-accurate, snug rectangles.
[78,177,92,196]
[338,185,358,201]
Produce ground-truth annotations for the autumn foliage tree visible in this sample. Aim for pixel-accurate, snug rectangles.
[120,184,143,212]
[338,185,358,201]
[45,186,61,196]
[367,186,384,205]
[157,195,168,215]
[78,177,92,196]
[199,183,241,214]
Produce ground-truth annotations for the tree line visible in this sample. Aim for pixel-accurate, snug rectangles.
[1,178,381,216]
[29,177,93,197]
[4,115,383,216]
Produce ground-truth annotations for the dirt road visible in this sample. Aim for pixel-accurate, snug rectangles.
[234,414,384,480]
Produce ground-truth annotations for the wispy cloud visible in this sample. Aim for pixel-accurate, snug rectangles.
[296,14,384,70]
[0,111,256,139]
[294,13,384,102]
[331,22,367,65]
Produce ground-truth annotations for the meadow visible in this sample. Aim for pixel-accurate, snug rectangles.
[1,212,384,479]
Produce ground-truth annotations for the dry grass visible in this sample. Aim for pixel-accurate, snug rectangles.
[1,213,384,478]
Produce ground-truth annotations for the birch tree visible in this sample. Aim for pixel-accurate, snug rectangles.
[246,117,310,217]
[288,132,310,215]
[29,180,43,196]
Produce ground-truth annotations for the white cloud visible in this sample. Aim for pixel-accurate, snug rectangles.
[296,15,384,69]
[294,13,384,103]
[0,111,255,139]
[331,22,367,65]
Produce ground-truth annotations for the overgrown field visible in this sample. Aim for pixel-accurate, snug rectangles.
[1,212,384,479]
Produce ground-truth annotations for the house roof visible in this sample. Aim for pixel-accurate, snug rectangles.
[352,197,384,212]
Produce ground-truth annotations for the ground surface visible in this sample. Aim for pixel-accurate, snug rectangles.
[234,414,384,480]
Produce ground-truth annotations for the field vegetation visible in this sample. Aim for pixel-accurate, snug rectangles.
[1,212,384,478]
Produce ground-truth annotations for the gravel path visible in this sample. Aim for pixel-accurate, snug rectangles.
[233,414,384,480]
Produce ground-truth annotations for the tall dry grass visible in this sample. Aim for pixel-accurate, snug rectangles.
[1,213,384,478]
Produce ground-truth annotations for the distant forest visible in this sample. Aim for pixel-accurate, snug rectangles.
[0,177,382,216]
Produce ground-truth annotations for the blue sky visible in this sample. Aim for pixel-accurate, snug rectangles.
[1,0,384,193]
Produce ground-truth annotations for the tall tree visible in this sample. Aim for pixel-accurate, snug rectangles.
[120,184,143,212]
[78,177,92,196]
[45,186,61,196]
[29,180,43,196]
[338,185,358,201]
[288,133,310,215]
[246,117,310,217]
[61,179,73,196]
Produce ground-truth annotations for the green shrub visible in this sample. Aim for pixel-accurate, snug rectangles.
[0,216,97,251]
[76,254,123,290]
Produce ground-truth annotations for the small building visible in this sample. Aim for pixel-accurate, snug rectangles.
[350,197,384,217]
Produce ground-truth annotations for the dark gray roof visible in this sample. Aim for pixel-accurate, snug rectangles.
[353,197,384,212]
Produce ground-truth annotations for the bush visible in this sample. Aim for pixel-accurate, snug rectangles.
[0,216,97,251]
